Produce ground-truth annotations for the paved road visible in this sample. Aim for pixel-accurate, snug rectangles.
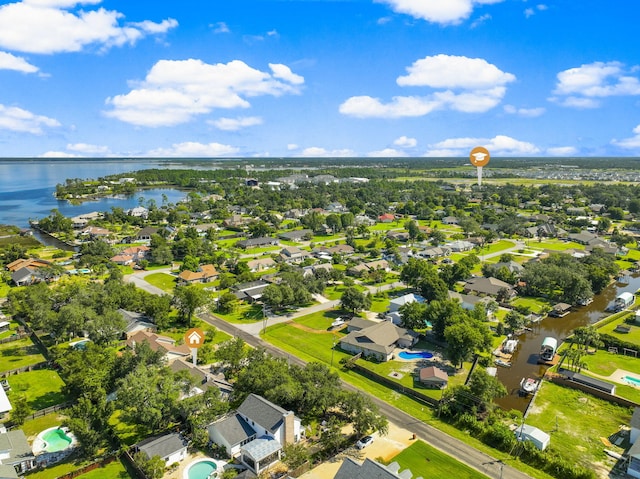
[200,311,532,479]
[126,268,532,479]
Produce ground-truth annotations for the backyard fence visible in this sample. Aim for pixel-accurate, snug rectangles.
[350,362,440,408]
[547,372,640,408]
[0,360,49,378]
[54,454,117,479]
[0,332,28,345]
[4,401,74,430]
[121,450,149,479]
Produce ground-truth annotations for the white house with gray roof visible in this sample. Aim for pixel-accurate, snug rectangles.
[0,427,35,476]
[207,394,301,475]
[135,432,188,467]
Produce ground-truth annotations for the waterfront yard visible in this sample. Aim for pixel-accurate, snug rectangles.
[525,381,632,477]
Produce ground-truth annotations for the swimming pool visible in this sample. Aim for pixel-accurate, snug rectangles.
[398,351,433,360]
[185,459,217,479]
[32,427,75,455]
[624,375,640,387]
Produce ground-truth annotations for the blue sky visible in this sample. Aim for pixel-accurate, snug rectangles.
[0,0,639,158]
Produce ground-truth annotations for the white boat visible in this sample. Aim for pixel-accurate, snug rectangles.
[520,377,539,394]
[539,336,557,362]
[495,359,511,368]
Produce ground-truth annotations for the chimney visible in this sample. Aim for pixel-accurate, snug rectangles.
[283,411,295,445]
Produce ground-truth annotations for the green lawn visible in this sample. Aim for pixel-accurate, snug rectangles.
[77,459,132,479]
[0,337,46,372]
[143,272,176,292]
[389,440,489,479]
[21,411,67,438]
[597,311,640,342]
[524,381,632,473]
[6,369,69,411]
[109,409,151,446]
[161,319,232,345]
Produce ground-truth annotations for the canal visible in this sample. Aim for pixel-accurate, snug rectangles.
[496,274,640,412]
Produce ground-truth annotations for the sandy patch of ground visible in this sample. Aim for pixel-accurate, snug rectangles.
[298,421,416,479]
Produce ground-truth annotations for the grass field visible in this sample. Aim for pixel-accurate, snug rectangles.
[143,272,176,292]
[389,440,489,479]
[21,411,67,438]
[525,381,632,474]
[6,369,69,411]
[76,459,132,479]
[0,337,46,372]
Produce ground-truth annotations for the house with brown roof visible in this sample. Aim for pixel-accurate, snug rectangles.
[6,258,51,273]
[126,330,191,362]
[278,246,310,264]
[463,276,515,298]
[246,257,277,273]
[416,366,449,389]
[339,321,418,362]
[177,264,218,285]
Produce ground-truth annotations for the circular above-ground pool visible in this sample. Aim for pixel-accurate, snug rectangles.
[184,459,218,479]
[398,350,433,360]
[33,427,76,455]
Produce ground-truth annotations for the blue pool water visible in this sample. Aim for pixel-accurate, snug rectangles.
[187,460,217,479]
[625,376,640,386]
[398,351,433,360]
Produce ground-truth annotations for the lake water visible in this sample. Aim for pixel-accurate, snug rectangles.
[0,158,193,227]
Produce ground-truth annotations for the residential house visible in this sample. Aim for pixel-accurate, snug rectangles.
[334,457,421,479]
[224,215,249,230]
[278,229,313,242]
[0,427,35,477]
[236,237,279,249]
[278,246,310,264]
[232,280,271,302]
[246,258,277,273]
[354,215,376,226]
[416,366,449,389]
[463,276,515,298]
[169,359,233,399]
[134,433,188,467]
[135,226,159,242]
[110,245,150,266]
[11,267,45,287]
[446,240,474,252]
[208,394,302,475]
[177,265,218,285]
[194,223,220,235]
[347,259,390,277]
[448,291,494,315]
[568,231,599,245]
[6,258,51,273]
[126,330,191,362]
[442,216,459,225]
[491,260,525,276]
[388,293,425,314]
[117,309,157,338]
[127,206,149,219]
[378,213,395,223]
[339,321,419,362]
[416,246,450,260]
[387,231,410,242]
[79,226,113,242]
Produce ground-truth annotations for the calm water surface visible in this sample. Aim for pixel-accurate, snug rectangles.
[0,159,198,227]
[496,275,640,412]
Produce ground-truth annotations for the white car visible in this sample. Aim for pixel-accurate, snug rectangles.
[356,435,374,449]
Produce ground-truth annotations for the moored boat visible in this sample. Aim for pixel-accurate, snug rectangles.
[539,336,557,362]
[520,377,539,394]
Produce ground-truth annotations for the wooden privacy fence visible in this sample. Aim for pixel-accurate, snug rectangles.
[0,361,49,378]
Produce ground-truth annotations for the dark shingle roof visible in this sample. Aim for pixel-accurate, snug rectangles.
[212,413,256,446]
[137,433,187,460]
[237,394,288,434]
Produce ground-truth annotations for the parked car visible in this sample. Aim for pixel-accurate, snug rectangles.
[356,435,374,449]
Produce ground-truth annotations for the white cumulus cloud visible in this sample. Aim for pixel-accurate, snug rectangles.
[105,59,304,127]
[0,0,177,54]
[546,146,577,156]
[368,148,407,157]
[551,61,640,108]
[379,0,504,25]
[503,105,545,117]
[209,116,263,131]
[0,103,60,133]
[340,55,514,118]
[0,51,38,73]
[66,143,111,154]
[425,134,539,156]
[612,124,640,150]
[394,136,417,148]
[145,141,239,157]
[299,147,356,157]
